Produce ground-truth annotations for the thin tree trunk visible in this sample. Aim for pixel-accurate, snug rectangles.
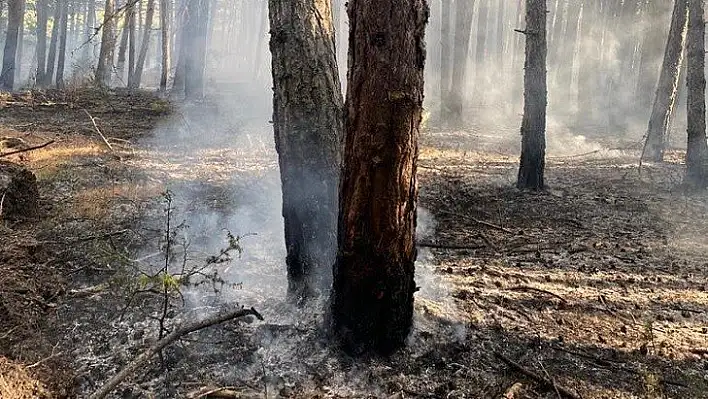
[474,0,489,102]
[268,0,343,300]
[15,0,23,82]
[35,0,49,85]
[0,0,24,90]
[45,0,60,85]
[128,2,136,83]
[95,0,116,86]
[116,1,132,83]
[170,0,187,93]
[439,0,451,120]
[159,0,169,90]
[83,0,95,63]
[55,0,68,88]
[448,0,474,126]
[643,0,688,162]
[129,0,153,88]
[183,0,207,98]
[516,0,547,190]
[686,0,708,187]
[330,0,429,355]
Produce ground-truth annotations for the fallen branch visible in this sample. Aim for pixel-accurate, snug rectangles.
[417,241,485,250]
[440,210,516,234]
[508,285,568,304]
[89,306,264,399]
[494,351,582,399]
[82,109,115,152]
[187,386,243,398]
[0,140,55,158]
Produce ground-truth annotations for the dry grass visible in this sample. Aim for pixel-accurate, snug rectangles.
[0,357,48,399]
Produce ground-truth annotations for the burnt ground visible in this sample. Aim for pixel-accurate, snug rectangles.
[0,88,707,399]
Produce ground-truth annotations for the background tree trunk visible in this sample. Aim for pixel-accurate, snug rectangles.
[96,0,116,86]
[0,0,24,90]
[159,0,169,91]
[448,0,474,126]
[35,0,49,85]
[14,1,23,82]
[686,0,708,187]
[82,0,95,63]
[128,2,136,84]
[45,0,61,85]
[516,0,547,190]
[643,0,688,162]
[116,1,133,83]
[129,0,154,88]
[55,0,69,88]
[268,0,343,300]
[330,0,429,355]
[183,0,208,98]
[439,0,451,121]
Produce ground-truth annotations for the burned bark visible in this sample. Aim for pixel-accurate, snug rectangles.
[44,0,61,86]
[516,0,547,190]
[330,0,429,354]
[268,0,343,300]
[0,0,24,91]
[159,0,169,91]
[685,0,708,187]
[643,0,688,162]
[55,0,69,88]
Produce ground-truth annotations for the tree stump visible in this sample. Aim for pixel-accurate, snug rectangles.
[0,161,39,221]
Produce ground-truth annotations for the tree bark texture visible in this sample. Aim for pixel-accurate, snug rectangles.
[117,2,133,83]
[686,0,708,187]
[330,0,429,355]
[159,0,170,90]
[516,0,547,190]
[268,0,344,300]
[644,0,688,162]
[0,0,24,90]
[96,0,116,86]
[130,0,154,88]
[183,0,208,98]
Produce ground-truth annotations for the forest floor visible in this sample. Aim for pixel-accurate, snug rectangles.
[0,88,707,399]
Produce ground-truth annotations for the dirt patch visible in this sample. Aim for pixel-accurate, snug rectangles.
[0,357,50,399]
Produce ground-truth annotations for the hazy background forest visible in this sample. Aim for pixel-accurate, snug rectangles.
[0,0,687,143]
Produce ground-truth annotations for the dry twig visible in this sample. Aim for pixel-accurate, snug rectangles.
[0,140,55,158]
[82,109,115,152]
[88,306,263,399]
[508,286,568,304]
[494,351,582,399]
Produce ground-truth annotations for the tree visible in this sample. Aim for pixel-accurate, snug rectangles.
[516,0,547,190]
[643,0,688,162]
[448,0,475,126]
[0,0,25,91]
[159,0,169,91]
[330,0,429,354]
[129,0,154,88]
[116,1,134,83]
[55,0,69,88]
[184,0,209,98]
[439,0,451,121]
[96,0,117,86]
[268,0,343,300]
[44,0,61,86]
[35,0,49,85]
[686,0,708,187]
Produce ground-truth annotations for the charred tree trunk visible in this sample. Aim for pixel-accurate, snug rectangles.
[268,0,343,300]
[95,0,116,86]
[439,0,451,121]
[686,0,708,187]
[643,0,688,162]
[330,0,429,355]
[116,1,133,83]
[129,0,154,88]
[45,0,60,85]
[448,0,474,126]
[159,0,169,91]
[0,0,24,90]
[55,0,68,88]
[35,0,48,85]
[183,0,207,98]
[516,0,547,190]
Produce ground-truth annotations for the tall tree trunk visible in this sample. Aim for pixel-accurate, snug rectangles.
[128,2,136,83]
[183,0,207,98]
[14,0,23,82]
[129,0,154,88]
[95,0,116,86]
[330,0,429,355]
[474,0,489,102]
[686,0,708,187]
[35,0,49,85]
[171,0,188,94]
[268,0,343,300]
[82,0,95,63]
[516,0,547,190]
[439,0,451,121]
[448,0,474,126]
[0,0,24,90]
[643,0,688,162]
[55,0,68,88]
[45,0,60,85]
[116,1,132,83]
[159,0,169,90]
